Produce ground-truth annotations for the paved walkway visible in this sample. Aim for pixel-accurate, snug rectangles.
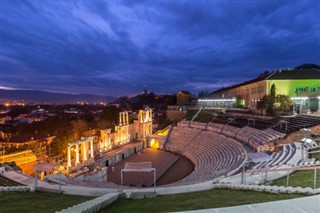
[1,170,217,196]
[175,194,320,213]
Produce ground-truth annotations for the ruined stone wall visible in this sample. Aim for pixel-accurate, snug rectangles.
[281,124,320,144]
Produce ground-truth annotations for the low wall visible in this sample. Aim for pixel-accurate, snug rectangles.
[0,186,33,192]
[56,192,120,213]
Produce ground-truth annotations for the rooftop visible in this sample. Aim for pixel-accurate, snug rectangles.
[210,69,320,95]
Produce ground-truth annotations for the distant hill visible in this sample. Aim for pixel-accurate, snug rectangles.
[0,89,117,104]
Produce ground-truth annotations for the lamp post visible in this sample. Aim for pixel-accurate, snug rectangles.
[241,153,248,184]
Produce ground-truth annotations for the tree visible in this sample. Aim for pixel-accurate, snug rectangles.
[46,116,73,157]
[8,106,29,118]
[71,119,88,140]
[164,95,176,107]
[50,128,73,158]
[267,84,276,115]
[275,94,293,112]
[257,95,269,110]
[198,90,209,98]
[235,96,244,108]
[257,92,293,115]
[97,119,111,129]
[100,106,121,125]
[294,64,320,70]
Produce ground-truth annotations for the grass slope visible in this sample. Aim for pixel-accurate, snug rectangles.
[0,176,18,186]
[271,150,320,188]
[0,192,90,213]
[100,189,304,213]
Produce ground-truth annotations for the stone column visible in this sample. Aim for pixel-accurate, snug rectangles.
[40,171,44,180]
[125,127,128,142]
[67,146,71,167]
[119,113,122,125]
[318,98,320,112]
[82,142,87,161]
[90,139,94,158]
[140,112,143,123]
[126,113,129,124]
[75,144,80,165]
[104,134,107,150]
[149,110,152,121]
[34,171,38,188]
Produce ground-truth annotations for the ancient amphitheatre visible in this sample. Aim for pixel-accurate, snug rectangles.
[1,108,320,212]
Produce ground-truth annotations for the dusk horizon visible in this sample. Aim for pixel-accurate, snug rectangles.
[1,1,319,96]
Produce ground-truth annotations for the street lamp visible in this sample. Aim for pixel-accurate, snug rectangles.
[241,153,248,184]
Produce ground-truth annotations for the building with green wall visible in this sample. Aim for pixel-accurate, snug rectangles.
[200,69,320,114]
[266,70,320,113]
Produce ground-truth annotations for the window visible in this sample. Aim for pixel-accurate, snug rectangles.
[260,86,264,93]
[309,87,317,92]
[296,87,306,93]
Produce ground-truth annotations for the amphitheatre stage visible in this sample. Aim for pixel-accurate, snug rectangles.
[107,148,194,187]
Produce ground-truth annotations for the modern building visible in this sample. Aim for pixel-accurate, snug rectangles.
[199,69,320,113]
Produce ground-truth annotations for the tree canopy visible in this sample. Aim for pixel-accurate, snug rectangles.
[198,90,209,98]
[257,84,292,115]
[100,106,122,125]
[267,84,276,115]
[294,64,320,70]
[274,95,293,112]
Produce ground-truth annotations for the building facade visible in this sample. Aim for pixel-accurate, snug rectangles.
[199,69,320,113]
[67,108,153,168]
[177,90,192,105]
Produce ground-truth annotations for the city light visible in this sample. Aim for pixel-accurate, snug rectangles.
[291,97,308,100]
[198,99,236,102]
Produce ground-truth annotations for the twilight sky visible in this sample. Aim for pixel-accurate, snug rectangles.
[1,1,319,96]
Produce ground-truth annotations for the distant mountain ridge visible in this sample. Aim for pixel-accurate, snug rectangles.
[0,89,117,103]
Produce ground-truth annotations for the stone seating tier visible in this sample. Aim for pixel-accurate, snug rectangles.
[165,129,246,184]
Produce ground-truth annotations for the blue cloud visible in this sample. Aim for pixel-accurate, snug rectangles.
[1,1,319,96]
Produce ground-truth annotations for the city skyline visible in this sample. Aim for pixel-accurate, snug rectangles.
[1,1,319,96]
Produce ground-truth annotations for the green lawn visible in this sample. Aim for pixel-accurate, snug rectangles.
[310,149,320,161]
[271,150,320,188]
[271,170,320,188]
[0,191,91,213]
[99,189,304,213]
